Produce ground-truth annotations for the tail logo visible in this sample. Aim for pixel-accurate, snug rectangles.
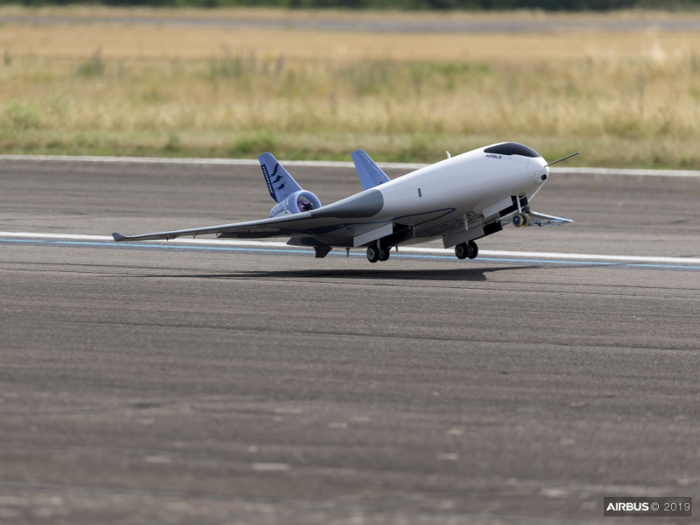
[261,162,282,200]
[266,164,285,192]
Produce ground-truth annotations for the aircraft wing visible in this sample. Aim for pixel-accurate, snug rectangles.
[112,213,313,242]
[501,209,573,227]
[113,189,386,242]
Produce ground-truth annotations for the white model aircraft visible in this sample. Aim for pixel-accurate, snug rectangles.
[113,143,577,263]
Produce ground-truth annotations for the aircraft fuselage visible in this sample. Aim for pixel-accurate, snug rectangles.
[310,145,549,248]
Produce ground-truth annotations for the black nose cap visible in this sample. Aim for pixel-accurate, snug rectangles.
[541,174,548,181]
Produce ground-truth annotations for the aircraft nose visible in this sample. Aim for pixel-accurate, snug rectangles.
[530,157,549,184]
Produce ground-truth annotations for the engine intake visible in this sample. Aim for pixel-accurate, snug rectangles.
[270,190,322,218]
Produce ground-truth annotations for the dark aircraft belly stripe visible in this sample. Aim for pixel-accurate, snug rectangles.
[310,189,384,219]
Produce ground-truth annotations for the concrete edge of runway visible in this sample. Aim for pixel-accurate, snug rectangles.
[1,154,699,178]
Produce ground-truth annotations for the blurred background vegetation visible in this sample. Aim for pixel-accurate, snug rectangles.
[2,6,700,166]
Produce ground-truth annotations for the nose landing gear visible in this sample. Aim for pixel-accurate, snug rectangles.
[455,241,479,260]
[512,212,530,228]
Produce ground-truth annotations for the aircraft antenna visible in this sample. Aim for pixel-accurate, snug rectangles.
[545,151,580,168]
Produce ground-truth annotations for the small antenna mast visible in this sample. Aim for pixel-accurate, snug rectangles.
[545,151,580,168]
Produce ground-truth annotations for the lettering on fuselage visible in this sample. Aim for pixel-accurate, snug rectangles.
[485,154,502,159]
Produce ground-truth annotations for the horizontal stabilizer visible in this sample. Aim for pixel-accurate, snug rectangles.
[258,152,303,203]
[351,150,391,191]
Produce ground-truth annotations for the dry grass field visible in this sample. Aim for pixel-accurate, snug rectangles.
[2,8,700,166]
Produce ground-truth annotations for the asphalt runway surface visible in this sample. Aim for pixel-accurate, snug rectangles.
[1,158,699,524]
[6,13,700,33]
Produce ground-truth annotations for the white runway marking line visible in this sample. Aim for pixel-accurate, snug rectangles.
[1,154,699,177]
[3,232,700,265]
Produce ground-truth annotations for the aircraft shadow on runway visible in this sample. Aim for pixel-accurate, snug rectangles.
[140,266,541,282]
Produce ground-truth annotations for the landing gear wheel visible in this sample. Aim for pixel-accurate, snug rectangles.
[467,241,479,260]
[513,212,531,228]
[379,247,391,261]
[455,243,469,260]
[366,245,380,263]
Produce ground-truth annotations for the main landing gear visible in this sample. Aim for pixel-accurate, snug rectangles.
[366,244,391,263]
[512,212,530,228]
[455,241,479,260]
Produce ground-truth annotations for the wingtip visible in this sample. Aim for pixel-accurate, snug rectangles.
[112,232,127,242]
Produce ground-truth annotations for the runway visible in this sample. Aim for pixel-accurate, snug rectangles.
[1,158,699,524]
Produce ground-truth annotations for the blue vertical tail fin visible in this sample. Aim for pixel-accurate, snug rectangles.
[351,150,391,191]
[258,152,303,203]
